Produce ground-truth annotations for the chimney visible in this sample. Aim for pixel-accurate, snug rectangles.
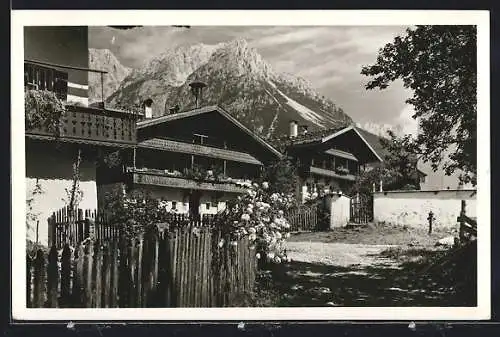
[143,98,153,119]
[300,125,309,135]
[289,120,298,138]
[189,81,207,108]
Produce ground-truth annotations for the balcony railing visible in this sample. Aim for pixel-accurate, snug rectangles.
[127,168,248,194]
[24,61,68,100]
[26,104,139,147]
[138,138,263,165]
[310,166,356,181]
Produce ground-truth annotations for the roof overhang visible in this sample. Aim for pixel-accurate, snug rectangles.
[319,125,383,162]
[290,125,384,162]
[137,105,283,160]
[324,149,358,161]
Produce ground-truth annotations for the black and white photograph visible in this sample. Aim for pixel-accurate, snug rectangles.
[12,10,490,321]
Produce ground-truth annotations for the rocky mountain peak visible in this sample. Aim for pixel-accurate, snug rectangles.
[88,48,132,103]
[102,42,352,137]
[206,38,272,78]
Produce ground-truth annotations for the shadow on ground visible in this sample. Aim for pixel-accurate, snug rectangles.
[263,241,477,307]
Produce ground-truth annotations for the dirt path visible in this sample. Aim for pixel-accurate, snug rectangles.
[284,241,398,268]
[265,228,475,307]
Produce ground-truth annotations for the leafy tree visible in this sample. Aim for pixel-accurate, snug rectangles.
[380,130,423,189]
[25,90,66,136]
[349,163,404,197]
[361,25,476,185]
[349,130,423,196]
[259,158,299,196]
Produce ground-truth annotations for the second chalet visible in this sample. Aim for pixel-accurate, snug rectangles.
[271,121,426,203]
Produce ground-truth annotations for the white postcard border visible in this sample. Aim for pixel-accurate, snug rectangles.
[11,9,491,321]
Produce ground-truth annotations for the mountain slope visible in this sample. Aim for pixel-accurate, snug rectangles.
[105,39,352,137]
[88,48,132,104]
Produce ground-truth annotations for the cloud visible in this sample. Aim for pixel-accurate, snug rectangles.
[89,25,413,124]
[395,104,419,136]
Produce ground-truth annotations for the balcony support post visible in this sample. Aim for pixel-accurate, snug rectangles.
[133,147,137,169]
[100,73,105,109]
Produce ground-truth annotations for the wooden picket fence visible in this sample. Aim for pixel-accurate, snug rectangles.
[48,206,219,250]
[285,204,319,232]
[27,226,257,308]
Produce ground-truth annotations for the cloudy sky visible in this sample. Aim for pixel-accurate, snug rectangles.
[89,25,418,133]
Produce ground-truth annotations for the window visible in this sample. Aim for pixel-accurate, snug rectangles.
[206,202,211,210]
[171,201,177,210]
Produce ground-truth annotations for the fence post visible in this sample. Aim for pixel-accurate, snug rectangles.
[47,246,59,308]
[70,244,81,307]
[26,255,32,308]
[84,242,94,307]
[33,249,46,308]
[110,240,119,308]
[94,241,103,308]
[60,244,72,307]
[47,215,56,248]
[136,235,144,308]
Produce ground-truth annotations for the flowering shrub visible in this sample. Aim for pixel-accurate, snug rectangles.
[25,89,66,136]
[100,179,296,265]
[215,181,296,264]
[335,166,350,175]
[102,188,173,239]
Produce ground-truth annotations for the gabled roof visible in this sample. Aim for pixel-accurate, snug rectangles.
[137,105,283,159]
[353,127,390,161]
[268,125,348,152]
[273,124,385,162]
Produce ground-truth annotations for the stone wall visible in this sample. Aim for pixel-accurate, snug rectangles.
[373,189,477,230]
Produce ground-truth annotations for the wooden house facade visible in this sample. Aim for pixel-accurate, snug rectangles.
[97,105,282,216]
[272,121,425,203]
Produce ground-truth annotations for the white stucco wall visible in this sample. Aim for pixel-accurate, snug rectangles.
[373,189,477,230]
[327,195,351,228]
[98,183,233,215]
[26,143,98,246]
[143,186,232,215]
[26,172,97,246]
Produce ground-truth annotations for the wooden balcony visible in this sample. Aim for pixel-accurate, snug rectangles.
[128,168,248,194]
[138,138,263,165]
[310,166,356,181]
[26,104,139,148]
